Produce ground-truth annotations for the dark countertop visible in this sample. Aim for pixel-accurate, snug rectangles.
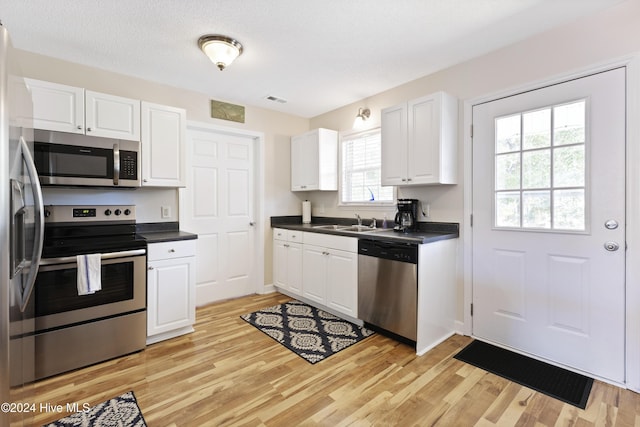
[271,216,458,244]
[136,222,198,243]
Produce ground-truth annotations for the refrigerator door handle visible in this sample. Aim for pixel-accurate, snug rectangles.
[19,137,44,312]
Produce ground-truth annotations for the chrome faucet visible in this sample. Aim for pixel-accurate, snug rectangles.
[355,213,362,227]
[370,218,377,229]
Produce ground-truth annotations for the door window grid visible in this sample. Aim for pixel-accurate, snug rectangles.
[494,100,587,231]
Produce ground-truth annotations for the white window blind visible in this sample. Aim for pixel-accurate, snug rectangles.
[340,129,394,204]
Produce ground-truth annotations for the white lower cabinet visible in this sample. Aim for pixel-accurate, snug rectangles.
[273,229,303,295]
[146,240,196,344]
[303,245,357,318]
[273,229,358,319]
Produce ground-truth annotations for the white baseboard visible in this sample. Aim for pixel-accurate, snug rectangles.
[260,283,276,294]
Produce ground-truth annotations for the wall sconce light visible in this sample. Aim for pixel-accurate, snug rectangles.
[353,108,371,129]
[198,34,244,71]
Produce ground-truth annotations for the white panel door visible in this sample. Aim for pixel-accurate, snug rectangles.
[182,126,256,305]
[472,68,626,382]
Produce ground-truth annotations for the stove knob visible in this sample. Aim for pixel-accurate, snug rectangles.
[44,209,51,218]
[124,209,131,216]
[115,209,122,216]
[104,209,112,216]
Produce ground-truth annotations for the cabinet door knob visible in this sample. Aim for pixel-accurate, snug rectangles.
[169,249,175,253]
[148,266,154,270]
[87,127,92,132]
[77,125,82,130]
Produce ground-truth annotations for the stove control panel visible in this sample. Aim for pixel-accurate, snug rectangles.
[44,205,136,223]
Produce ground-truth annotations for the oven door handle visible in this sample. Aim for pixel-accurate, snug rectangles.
[39,249,146,266]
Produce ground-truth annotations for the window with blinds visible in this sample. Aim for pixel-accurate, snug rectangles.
[340,128,395,205]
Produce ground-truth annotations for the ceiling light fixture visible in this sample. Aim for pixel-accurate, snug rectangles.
[353,107,371,129]
[198,34,244,71]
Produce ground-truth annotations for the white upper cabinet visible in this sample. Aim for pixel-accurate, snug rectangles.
[141,102,186,187]
[27,79,85,134]
[26,79,140,141]
[291,128,338,191]
[85,91,140,141]
[381,91,458,186]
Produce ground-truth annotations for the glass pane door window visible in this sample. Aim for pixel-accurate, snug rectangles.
[494,100,586,231]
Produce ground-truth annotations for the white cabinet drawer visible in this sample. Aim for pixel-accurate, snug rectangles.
[273,228,287,240]
[287,230,303,243]
[303,232,357,253]
[148,240,196,261]
[273,228,303,242]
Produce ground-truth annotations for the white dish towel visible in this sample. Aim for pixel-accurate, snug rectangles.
[77,253,102,295]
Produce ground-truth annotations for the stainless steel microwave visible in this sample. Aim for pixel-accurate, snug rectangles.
[33,130,141,188]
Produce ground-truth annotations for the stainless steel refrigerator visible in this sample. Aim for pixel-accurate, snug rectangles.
[1,22,44,426]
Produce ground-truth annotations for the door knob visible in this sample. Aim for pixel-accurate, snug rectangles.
[605,219,619,230]
[604,241,620,251]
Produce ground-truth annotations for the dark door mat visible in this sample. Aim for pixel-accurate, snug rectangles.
[454,340,593,409]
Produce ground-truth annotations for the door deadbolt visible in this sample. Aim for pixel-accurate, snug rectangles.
[604,241,620,251]
[605,219,619,230]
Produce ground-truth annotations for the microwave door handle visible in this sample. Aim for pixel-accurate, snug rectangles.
[113,143,120,186]
[19,137,45,313]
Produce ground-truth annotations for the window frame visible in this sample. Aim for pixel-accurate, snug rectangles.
[338,127,397,208]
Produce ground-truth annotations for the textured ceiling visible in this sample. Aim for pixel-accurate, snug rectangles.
[0,0,627,118]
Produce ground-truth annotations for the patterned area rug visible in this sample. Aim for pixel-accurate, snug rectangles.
[44,391,147,427]
[241,300,375,364]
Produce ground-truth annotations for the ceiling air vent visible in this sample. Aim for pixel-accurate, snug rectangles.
[265,95,287,104]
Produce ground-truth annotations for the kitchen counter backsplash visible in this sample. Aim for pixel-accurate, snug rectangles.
[271,216,459,244]
[137,221,198,243]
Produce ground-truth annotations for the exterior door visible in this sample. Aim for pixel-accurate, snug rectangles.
[472,68,626,382]
[181,124,256,305]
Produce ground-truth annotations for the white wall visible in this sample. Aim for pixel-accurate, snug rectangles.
[307,0,640,322]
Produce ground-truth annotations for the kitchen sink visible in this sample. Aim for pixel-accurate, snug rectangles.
[339,225,387,233]
[312,224,344,230]
[311,224,389,233]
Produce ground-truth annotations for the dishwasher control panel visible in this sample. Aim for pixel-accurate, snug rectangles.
[358,239,418,264]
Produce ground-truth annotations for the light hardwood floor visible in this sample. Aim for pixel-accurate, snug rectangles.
[32,293,640,426]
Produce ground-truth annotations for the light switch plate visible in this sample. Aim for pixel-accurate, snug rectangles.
[161,206,171,219]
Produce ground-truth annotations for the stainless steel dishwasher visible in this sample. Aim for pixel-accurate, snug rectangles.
[358,239,418,343]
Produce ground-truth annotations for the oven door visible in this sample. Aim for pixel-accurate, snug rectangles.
[33,249,146,332]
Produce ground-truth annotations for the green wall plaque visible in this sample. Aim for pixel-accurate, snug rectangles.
[210,100,245,123]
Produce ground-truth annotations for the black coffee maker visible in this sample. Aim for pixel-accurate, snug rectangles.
[394,199,419,232]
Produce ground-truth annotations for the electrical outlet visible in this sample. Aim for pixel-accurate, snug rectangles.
[161,206,171,219]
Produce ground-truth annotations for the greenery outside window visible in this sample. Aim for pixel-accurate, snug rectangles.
[339,128,395,206]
